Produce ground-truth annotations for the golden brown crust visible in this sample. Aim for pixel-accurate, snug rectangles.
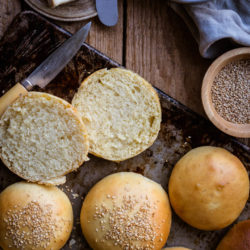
[168,146,249,231]
[0,182,73,250]
[80,172,171,250]
[216,220,250,250]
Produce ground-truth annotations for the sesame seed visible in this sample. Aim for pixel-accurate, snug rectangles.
[211,59,250,124]
[93,194,165,249]
[3,201,62,249]
[72,193,79,199]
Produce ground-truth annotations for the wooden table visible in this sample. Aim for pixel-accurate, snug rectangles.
[0,0,248,145]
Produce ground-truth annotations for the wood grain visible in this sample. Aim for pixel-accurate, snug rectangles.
[24,0,97,21]
[126,0,212,115]
[50,0,124,64]
[0,0,21,39]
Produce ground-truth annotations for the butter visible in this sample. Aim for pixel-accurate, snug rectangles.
[47,0,76,8]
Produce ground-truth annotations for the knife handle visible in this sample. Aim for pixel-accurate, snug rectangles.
[0,83,27,116]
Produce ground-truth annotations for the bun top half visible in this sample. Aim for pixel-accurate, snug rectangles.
[72,68,161,162]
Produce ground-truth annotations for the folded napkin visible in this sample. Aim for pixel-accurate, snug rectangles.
[170,0,250,58]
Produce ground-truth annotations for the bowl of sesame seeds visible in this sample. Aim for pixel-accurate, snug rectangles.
[202,47,250,138]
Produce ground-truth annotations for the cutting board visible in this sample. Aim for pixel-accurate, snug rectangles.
[0,11,249,250]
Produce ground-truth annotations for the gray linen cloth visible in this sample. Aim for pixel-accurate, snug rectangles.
[170,0,250,58]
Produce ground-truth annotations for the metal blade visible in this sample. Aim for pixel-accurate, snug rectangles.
[96,0,118,27]
[22,22,91,89]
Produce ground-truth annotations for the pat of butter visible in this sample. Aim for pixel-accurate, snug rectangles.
[47,0,76,8]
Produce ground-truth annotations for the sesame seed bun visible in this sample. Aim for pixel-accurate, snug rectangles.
[169,146,249,231]
[0,182,73,250]
[80,172,172,250]
[216,220,250,250]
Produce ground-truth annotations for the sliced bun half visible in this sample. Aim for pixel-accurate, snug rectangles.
[0,92,89,185]
[72,68,161,161]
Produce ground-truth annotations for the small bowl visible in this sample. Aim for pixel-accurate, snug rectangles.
[202,47,250,138]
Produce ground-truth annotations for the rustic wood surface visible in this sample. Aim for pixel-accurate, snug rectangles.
[24,0,97,21]
[0,0,21,38]
[0,0,249,145]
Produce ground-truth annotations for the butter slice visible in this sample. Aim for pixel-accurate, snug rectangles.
[48,0,76,8]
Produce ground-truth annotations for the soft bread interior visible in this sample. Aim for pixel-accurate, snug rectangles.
[72,68,161,161]
[0,92,89,184]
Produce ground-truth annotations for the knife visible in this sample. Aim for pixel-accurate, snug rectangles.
[0,22,91,116]
[96,0,118,27]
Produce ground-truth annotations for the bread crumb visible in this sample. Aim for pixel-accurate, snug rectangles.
[69,238,76,248]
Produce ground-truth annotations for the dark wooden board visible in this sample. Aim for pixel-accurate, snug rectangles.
[0,11,249,250]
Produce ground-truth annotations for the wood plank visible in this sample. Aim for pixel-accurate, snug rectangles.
[126,0,212,115]
[54,0,124,64]
[0,0,21,39]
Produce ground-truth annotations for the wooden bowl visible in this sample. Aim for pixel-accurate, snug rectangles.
[202,47,250,138]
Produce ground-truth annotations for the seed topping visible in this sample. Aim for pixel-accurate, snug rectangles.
[3,201,60,249]
[93,194,165,249]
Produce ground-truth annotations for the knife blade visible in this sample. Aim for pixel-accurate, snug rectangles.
[96,0,118,27]
[0,22,91,116]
